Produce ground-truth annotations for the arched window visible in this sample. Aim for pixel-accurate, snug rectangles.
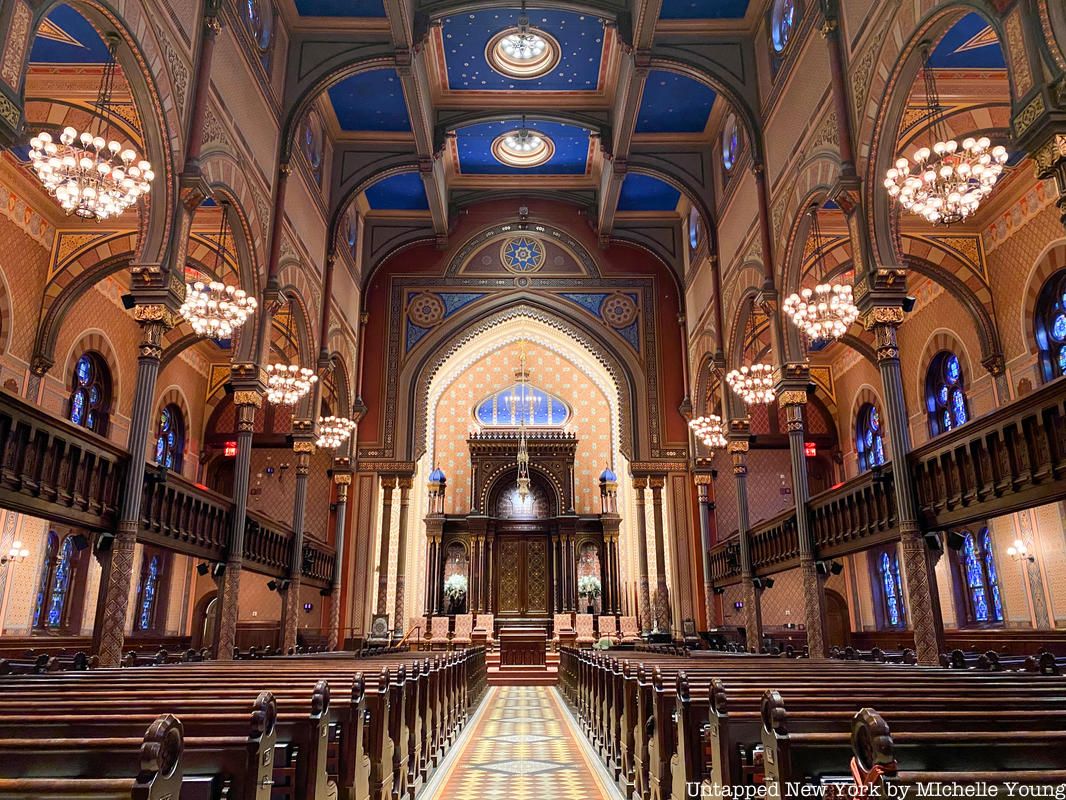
[154,404,185,471]
[957,528,1004,625]
[32,532,82,631]
[135,550,166,633]
[344,206,359,261]
[722,113,739,171]
[878,550,906,628]
[855,402,886,472]
[1034,269,1066,383]
[771,0,797,53]
[474,384,570,427]
[925,351,969,436]
[68,352,111,435]
[244,0,274,66]
[301,111,323,185]
[688,207,701,253]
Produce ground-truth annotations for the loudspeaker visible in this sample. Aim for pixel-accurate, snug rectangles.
[120,293,135,310]
[924,531,944,553]
[223,383,234,395]
[764,577,775,589]
[93,532,114,554]
[946,531,966,551]
[712,586,725,595]
[71,533,90,551]
[196,562,210,576]
[903,295,917,313]
[212,562,226,579]
[830,560,844,576]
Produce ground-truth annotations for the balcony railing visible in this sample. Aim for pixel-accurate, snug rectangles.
[750,508,799,575]
[708,537,741,585]
[809,466,898,557]
[0,390,335,585]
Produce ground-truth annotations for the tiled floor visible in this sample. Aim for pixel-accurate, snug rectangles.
[425,686,621,799]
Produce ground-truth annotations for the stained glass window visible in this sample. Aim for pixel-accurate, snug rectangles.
[154,404,185,472]
[856,403,886,472]
[302,111,323,186]
[32,532,59,629]
[722,114,739,171]
[474,384,570,427]
[68,352,110,434]
[245,0,273,55]
[957,528,1003,624]
[982,529,1004,622]
[926,351,969,436]
[136,554,163,632]
[879,550,905,628]
[1034,269,1066,383]
[771,0,797,53]
[689,207,700,253]
[46,536,76,628]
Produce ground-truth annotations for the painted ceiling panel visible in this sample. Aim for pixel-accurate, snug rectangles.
[30,5,111,64]
[441,9,604,91]
[294,0,386,16]
[328,69,411,131]
[455,120,591,174]
[636,70,717,133]
[928,13,1005,69]
[617,174,680,211]
[365,172,428,210]
[660,0,750,20]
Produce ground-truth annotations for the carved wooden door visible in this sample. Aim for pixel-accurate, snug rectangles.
[496,536,549,616]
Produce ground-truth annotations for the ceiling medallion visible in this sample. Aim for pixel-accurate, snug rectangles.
[491,128,555,169]
[501,236,545,273]
[486,24,561,79]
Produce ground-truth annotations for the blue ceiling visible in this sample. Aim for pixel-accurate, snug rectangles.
[617,174,680,211]
[365,172,428,210]
[441,9,604,91]
[328,69,410,131]
[294,0,385,16]
[455,120,591,174]
[928,13,1005,69]
[636,70,717,133]
[660,0,750,20]
[30,5,111,64]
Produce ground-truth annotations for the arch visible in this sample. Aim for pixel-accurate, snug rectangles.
[153,386,191,473]
[848,384,888,466]
[62,329,121,421]
[17,0,186,268]
[778,155,844,286]
[857,1,1015,272]
[1021,239,1066,356]
[1042,0,1066,72]
[483,464,563,520]
[199,153,267,297]
[915,329,976,414]
[0,265,12,357]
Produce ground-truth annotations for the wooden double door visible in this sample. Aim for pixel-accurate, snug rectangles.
[495,534,550,618]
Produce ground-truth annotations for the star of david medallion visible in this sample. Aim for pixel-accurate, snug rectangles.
[501,236,544,273]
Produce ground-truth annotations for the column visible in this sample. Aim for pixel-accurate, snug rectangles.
[863,308,945,664]
[424,530,439,616]
[93,305,175,666]
[214,383,261,659]
[328,471,351,651]
[694,471,718,627]
[483,531,494,613]
[392,477,412,633]
[1030,130,1066,233]
[729,424,762,652]
[280,427,314,653]
[649,476,671,632]
[376,476,396,620]
[780,387,829,658]
[552,532,562,613]
[633,476,652,632]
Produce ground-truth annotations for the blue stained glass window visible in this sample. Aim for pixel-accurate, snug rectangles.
[75,355,92,386]
[880,551,904,628]
[137,555,161,631]
[154,404,184,472]
[958,528,1004,624]
[982,529,1004,622]
[69,352,110,434]
[856,403,886,472]
[927,351,969,437]
[474,384,570,428]
[46,537,76,628]
[70,390,85,425]
[722,114,739,171]
[963,533,990,622]
[1035,271,1066,382]
[155,436,165,464]
[32,532,59,629]
[771,0,797,52]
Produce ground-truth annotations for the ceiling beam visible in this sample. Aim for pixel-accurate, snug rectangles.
[596,0,661,244]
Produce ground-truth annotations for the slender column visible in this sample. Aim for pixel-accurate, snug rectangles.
[484,533,494,613]
[93,307,175,665]
[423,532,438,616]
[694,472,718,627]
[609,535,622,614]
[376,476,397,618]
[863,309,944,664]
[552,532,562,613]
[392,477,412,633]
[214,388,260,659]
[184,3,223,171]
[328,472,351,650]
[819,1,857,174]
[600,534,612,614]
[649,476,671,632]
[253,162,292,364]
[281,431,314,653]
[633,476,652,632]
[729,427,762,652]
[780,389,829,658]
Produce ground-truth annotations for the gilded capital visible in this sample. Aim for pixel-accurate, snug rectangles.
[132,304,179,329]
[1032,134,1066,178]
[779,390,808,407]
[333,474,352,486]
[292,441,316,454]
[727,440,749,455]
[233,390,263,408]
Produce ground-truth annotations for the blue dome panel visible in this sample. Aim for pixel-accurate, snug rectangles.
[475,384,570,427]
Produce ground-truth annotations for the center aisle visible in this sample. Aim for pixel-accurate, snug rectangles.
[424,685,622,799]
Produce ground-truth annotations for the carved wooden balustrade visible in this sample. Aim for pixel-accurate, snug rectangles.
[912,378,1066,530]
[708,537,741,585]
[809,466,898,557]
[749,509,799,575]
[302,540,337,588]
[0,389,125,531]
[244,510,296,577]
[139,472,230,561]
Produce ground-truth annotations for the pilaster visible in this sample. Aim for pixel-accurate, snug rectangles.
[632,475,652,633]
[328,470,351,650]
[728,421,761,652]
[393,476,413,633]
[376,475,397,619]
[649,475,671,633]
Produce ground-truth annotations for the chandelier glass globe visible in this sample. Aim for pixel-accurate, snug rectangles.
[180,280,257,338]
[504,130,543,153]
[783,282,858,342]
[501,31,547,60]
[884,136,1007,225]
[689,414,727,452]
[316,415,356,449]
[265,363,317,406]
[726,363,776,406]
[28,128,154,220]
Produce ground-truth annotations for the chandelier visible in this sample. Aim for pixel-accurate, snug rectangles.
[727,298,776,405]
[265,299,317,406]
[316,415,356,449]
[504,128,543,155]
[179,201,257,338]
[509,345,539,501]
[501,29,547,61]
[783,204,858,343]
[28,34,154,220]
[689,414,727,452]
[883,44,1007,225]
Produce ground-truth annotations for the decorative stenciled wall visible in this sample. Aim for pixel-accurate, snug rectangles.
[432,340,612,515]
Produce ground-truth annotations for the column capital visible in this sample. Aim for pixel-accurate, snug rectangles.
[380,474,398,491]
[632,475,649,491]
[1032,133,1066,178]
[131,304,180,330]
[230,361,267,396]
[649,475,666,492]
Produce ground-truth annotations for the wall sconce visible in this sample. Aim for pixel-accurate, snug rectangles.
[303,602,314,614]
[0,540,29,567]
[1007,539,1036,563]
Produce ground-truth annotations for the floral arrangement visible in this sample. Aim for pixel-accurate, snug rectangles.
[594,636,615,650]
[443,573,468,600]
[578,575,602,598]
